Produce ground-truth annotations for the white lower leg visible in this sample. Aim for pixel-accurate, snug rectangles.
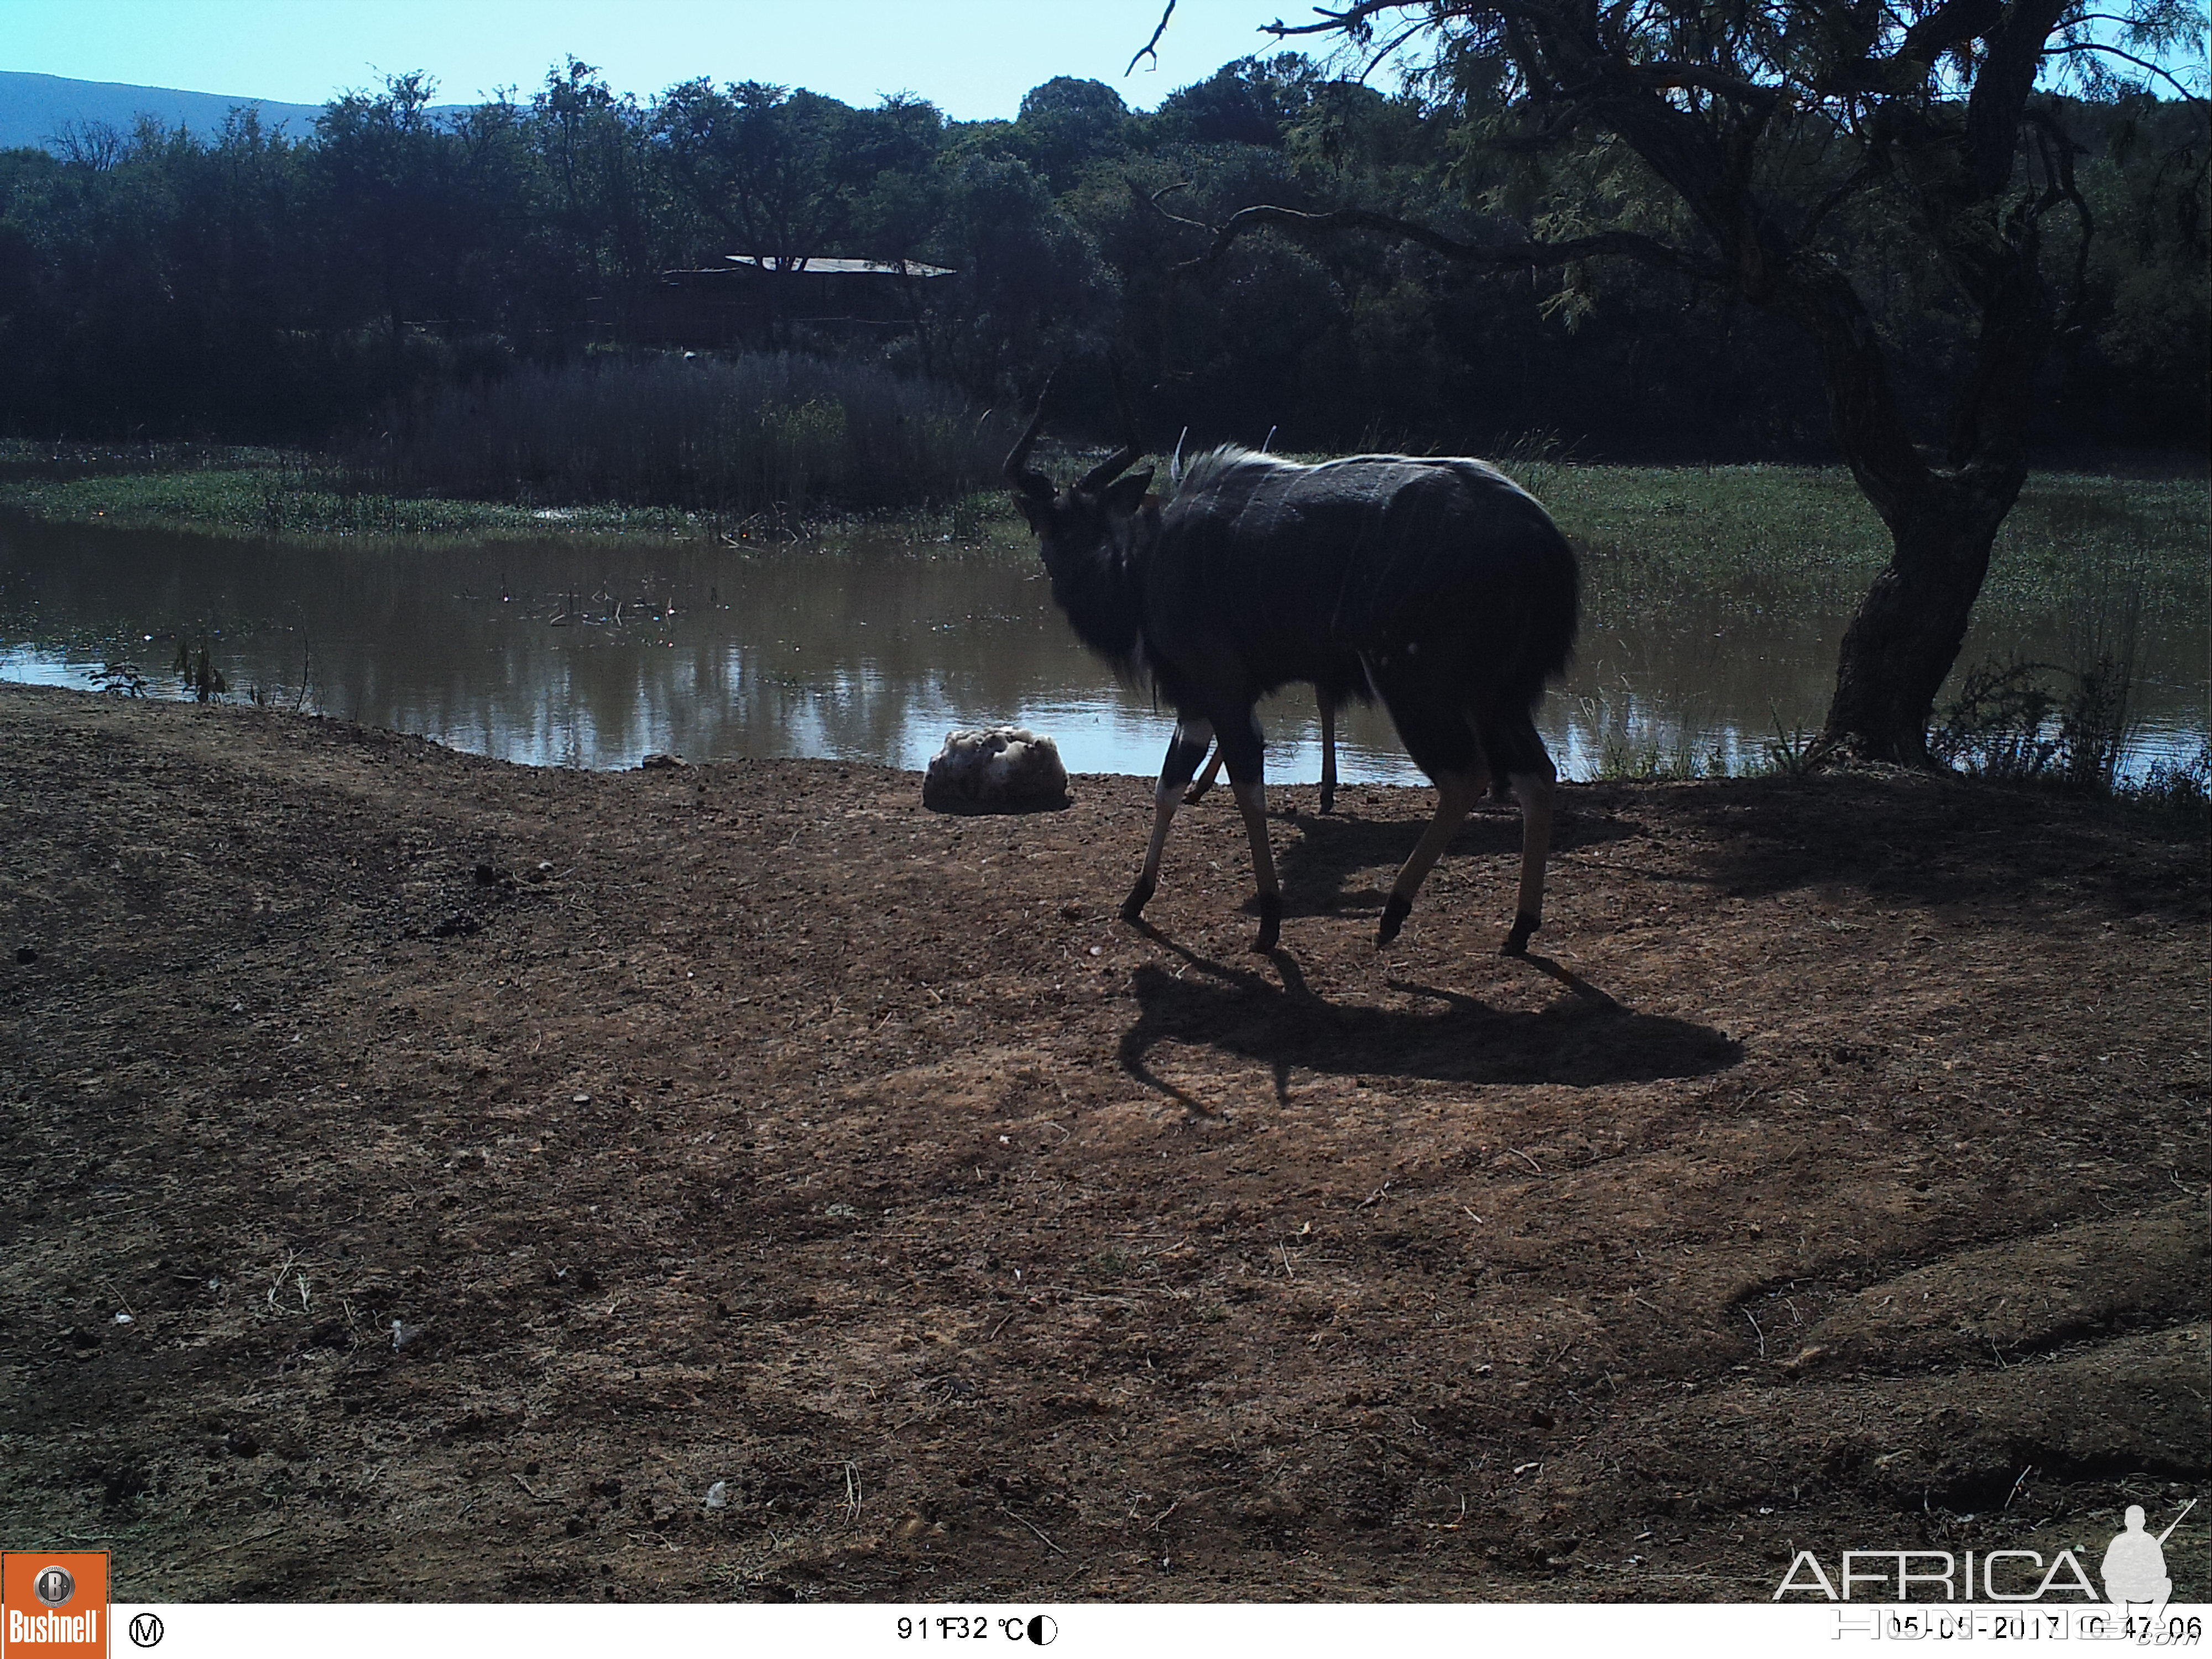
[1504,761,1556,954]
[1125,719,1212,922]
[1230,778,1282,950]
[1390,772,1485,900]
[1230,779,1279,899]
[1140,787,1179,885]
[1185,746,1224,803]
[1379,770,1484,944]
[1318,695,1337,811]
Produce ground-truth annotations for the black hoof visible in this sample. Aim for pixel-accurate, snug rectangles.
[1252,893,1282,953]
[1376,893,1412,947]
[1502,912,1540,957]
[1120,875,1156,924]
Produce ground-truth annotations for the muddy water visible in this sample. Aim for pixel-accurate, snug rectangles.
[1,517,2203,781]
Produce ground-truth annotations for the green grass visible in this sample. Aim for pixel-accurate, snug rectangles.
[0,448,2199,627]
[1523,463,2208,622]
[0,444,1036,549]
[374,352,1011,517]
[0,465,701,541]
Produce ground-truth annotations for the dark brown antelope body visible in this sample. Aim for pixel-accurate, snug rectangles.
[1006,413,1577,957]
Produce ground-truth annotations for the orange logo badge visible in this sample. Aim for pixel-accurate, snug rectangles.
[2,1551,109,1657]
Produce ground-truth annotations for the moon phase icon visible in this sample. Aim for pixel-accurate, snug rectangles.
[1026,1614,1057,1645]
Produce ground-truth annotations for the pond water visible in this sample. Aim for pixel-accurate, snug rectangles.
[1,516,2204,783]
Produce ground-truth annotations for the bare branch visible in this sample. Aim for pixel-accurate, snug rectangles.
[1127,1,1179,76]
[1131,178,1211,235]
[1799,155,1885,245]
[1174,201,1728,283]
[1632,60,1785,111]
[1891,0,2008,76]
[2042,41,2212,113]
[1264,2,1411,40]
[1357,18,1431,81]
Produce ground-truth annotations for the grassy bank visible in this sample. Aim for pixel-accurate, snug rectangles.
[1526,462,2210,622]
[0,353,1018,539]
[0,448,2200,810]
[369,352,1014,515]
[3,448,2202,610]
[0,458,703,540]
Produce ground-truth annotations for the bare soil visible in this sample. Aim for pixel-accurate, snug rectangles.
[0,682,2204,1603]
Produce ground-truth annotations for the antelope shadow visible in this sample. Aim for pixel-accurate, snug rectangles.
[1265,800,1642,916]
[1117,936,1740,1110]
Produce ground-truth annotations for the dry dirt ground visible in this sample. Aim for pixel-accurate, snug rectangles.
[0,681,2204,1604]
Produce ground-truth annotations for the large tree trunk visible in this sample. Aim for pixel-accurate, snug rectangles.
[1823,472,2023,763]
[1775,259,2036,765]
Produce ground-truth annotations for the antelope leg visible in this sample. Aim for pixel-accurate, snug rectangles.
[1501,756,1557,957]
[1378,768,1486,947]
[1183,743,1224,805]
[1317,691,1338,814]
[1125,718,1213,922]
[1229,776,1282,952]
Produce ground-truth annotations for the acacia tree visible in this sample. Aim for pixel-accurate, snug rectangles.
[1175,0,2202,762]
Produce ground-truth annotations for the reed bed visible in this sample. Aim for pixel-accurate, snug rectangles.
[365,352,1011,516]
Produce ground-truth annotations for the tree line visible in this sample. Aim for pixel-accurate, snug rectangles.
[0,52,2201,462]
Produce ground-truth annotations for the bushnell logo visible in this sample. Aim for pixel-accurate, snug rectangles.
[2,1547,109,1654]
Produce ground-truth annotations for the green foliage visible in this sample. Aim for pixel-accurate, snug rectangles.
[0,351,1008,523]
[1013,78,1131,193]
[1931,659,2067,780]
[1931,524,2158,801]
[374,350,1010,514]
[0,46,2197,467]
[1762,711,1819,778]
[2130,742,2212,822]
[0,458,692,539]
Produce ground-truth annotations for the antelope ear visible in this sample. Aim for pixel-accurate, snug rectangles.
[1102,468,1154,519]
[1010,489,1050,533]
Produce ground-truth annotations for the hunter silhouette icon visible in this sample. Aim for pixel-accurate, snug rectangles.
[2101,1500,2194,1614]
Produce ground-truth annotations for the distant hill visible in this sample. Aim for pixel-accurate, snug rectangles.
[0,70,465,152]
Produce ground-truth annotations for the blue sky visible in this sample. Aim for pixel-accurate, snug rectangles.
[0,0,1325,120]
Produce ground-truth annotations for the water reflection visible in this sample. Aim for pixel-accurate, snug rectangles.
[1,516,2203,782]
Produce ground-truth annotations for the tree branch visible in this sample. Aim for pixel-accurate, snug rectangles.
[1965,0,2073,192]
[1127,1,1178,76]
[1630,59,1785,111]
[1798,155,1885,246]
[1889,0,2007,79]
[2042,42,2212,113]
[1169,200,1729,283]
[1263,1,1413,39]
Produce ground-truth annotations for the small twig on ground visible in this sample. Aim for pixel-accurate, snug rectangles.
[1509,1148,1543,1175]
[1001,1505,1066,1555]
